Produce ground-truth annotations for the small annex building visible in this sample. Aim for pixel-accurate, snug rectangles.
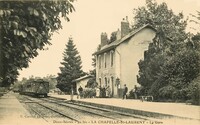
[94,17,158,98]
[73,75,93,94]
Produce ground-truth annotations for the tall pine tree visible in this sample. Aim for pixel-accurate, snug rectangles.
[56,37,85,93]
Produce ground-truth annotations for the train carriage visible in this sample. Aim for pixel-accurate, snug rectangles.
[20,79,49,97]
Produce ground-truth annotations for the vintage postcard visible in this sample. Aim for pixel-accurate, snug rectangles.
[0,0,199,125]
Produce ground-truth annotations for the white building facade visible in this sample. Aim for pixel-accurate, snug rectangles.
[94,19,157,97]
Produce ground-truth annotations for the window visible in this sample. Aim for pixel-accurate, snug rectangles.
[111,77,114,86]
[99,78,101,87]
[110,51,114,67]
[111,77,114,96]
[104,53,107,68]
[98,55,101,69]
[107,78,110,87]
[105,77,107,87]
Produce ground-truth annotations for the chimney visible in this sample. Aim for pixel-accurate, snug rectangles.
[101,32,108,47]
[116,28,121,40]
[121,16,130,38]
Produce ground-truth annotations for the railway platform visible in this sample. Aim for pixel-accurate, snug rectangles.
[0,92,199,125]
[49,93,200,124]
[0,92,48,125]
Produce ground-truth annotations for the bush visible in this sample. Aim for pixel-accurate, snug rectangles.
[128,89,139,99]
[128,86,142,99]
[159,85,175,100]
[0,87,7,92]
[187,76,200,105]
[85,78,98,88]
[0,87,8,97]
[83,88,96,98]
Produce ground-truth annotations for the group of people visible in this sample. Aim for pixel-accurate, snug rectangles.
[77,84,128,99]
[99,85,112,98]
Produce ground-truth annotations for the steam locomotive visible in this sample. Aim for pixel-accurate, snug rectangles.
[19,79,49,97]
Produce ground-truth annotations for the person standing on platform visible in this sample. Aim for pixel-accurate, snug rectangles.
[78,86,83,99]
[106,86,111,98]
[96,86,100,98]
[71,85,74,100]
[123,84,128,99]
[102,86,106,98]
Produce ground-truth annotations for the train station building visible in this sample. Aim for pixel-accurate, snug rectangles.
[94,17,157,98]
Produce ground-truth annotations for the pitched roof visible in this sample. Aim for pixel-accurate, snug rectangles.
[94,24,157,55]
[72,75,93,83]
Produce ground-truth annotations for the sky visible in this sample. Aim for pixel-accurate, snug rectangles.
[18,0,200,80]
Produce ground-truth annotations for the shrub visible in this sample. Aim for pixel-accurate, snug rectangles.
[128,89,136,99]
[0,87,7,92]
[85,77,98,88]
[187,76,200,105]
[83,88,96,98]
[128,86,142,99]
[0,87,8,96]
[159,85,175,100]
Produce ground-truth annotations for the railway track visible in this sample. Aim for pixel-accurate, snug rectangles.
[41,98,132,120]
[45,97,160,121]
[17,95,112,122]
[17,95,79,123]
[17,95,160,124]
[30,96,158,120]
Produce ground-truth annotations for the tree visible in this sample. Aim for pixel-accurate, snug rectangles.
[158,42,200,101]
[135,0,200,102]
[0,0,74,87]
[138,34,200,101]
[85,43,102,88]
[133,0,187,42]
[109,31,117,43]
[42,75,57,90]
[187,75,200,105]
[137,36,169,98]
[16,75,57,90]
[189,11,200,31]
[56,37,85,93]
[86,55,97,88]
